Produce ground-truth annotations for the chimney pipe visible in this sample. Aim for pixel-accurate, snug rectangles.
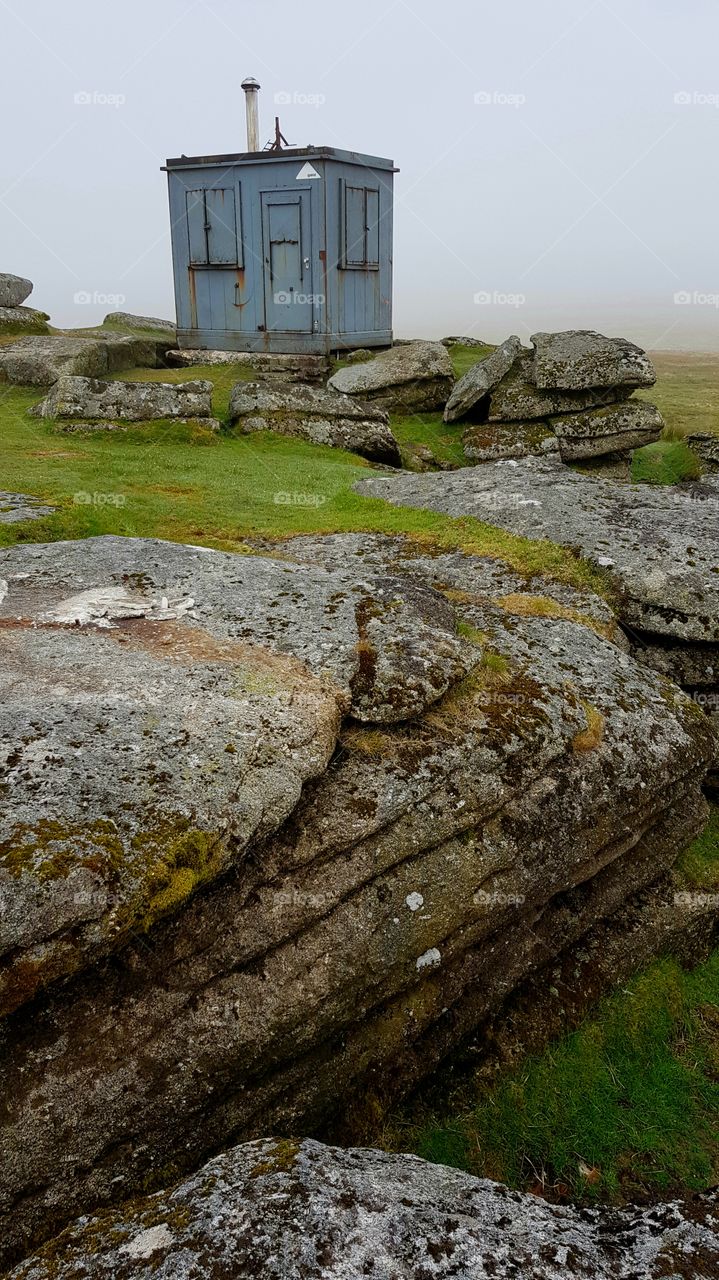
[241,77,261,151]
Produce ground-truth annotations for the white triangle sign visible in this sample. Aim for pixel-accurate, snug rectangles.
[296,162,320,180]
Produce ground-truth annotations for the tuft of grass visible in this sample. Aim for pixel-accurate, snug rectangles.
[675,807,719,890]
[447,342,496,380]
[572,701,605,752]
[631,439,702,485]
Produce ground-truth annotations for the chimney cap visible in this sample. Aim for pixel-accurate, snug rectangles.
[241,77,261,91]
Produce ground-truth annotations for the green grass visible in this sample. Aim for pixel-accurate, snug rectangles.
[631,439,703,485]
[0,362,607,593]
[449,342,495,378]
[641,351,719,437]
[383,809,719,1204]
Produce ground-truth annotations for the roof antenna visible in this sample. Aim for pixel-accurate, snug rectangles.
[267,116,292,152]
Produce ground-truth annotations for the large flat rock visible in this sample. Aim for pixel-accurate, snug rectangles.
[550,399,664,460]
[8,1138,719,1280]
[488,351,633,422]
[328,340,454,412]
[0,532,713,1264]
[32,374,214,422]
[229,381,402,464]
[531,329,657,390]
[0,535,480,1014]
[0,335,167,386]
[355,459,719,651]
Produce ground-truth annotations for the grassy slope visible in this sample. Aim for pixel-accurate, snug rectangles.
[383,808,719,1204]
[0,346,604,592]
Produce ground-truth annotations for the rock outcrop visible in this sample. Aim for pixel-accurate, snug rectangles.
[0,305,50,334]
[7,1138,719,1280]
[103,311,176,333]
[0,335,168,386]
[31,374,214,424]
[0,273,33,308]
[0,532,714,1266]
[441,332,663,463]
[531,329,657,390]
[0,269,48,335]
[228,382,401,463]
[549,400,665,460]
[328,340,454,412]
[355,460,719,697]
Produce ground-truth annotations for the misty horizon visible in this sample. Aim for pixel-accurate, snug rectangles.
[2,0,718,351]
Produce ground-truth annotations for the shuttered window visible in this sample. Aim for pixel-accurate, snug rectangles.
[186,186,242,266]
[341,180,380,269]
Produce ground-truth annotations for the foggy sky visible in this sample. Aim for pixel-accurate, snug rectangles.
[2,0,718,350]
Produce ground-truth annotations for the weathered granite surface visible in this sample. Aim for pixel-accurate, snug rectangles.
[168,349,331,384]
[355,460,719,656]
[0,273,33,308]
[0,532,713,1266]
[31,375,214,422]
[0,335,166,385]
[0,305,50,334]
[103,311,176,333]
[328,340,454,412]
[531,329,657,391]
[228,382,402,463]
[550,399,664,460]
[443,336,521,423]
[7,1139,719,1280]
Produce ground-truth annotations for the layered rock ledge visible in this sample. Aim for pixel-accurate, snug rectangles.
[0,533,714,1266]
[355,459,719,698]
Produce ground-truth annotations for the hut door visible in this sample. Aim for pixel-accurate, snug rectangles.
[261,191,312,333]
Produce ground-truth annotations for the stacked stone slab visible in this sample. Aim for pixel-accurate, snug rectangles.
[444,331,663,463]
[228,382,402,464]
[0,273,49,334]
[328,340,454,412]
[30,374,217,430]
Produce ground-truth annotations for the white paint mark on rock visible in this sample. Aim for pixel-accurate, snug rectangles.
[405,892,424,912]
[416,947,441,971]
[120,1224,175,1258]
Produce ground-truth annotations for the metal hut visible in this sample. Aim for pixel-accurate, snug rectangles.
[164,78,396,354]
